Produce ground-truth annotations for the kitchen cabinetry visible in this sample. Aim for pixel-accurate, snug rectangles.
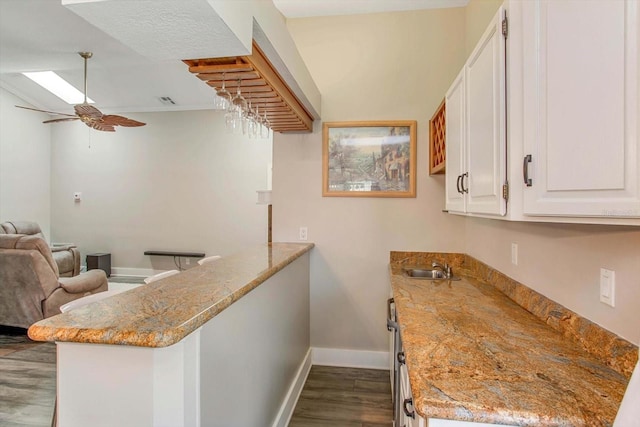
[398,349,425,427]
[445,69,466,213]
[520,0,640,219]
[445,0,640,225]
[445,6,506,216]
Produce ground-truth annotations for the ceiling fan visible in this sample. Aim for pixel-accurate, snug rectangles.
[16,52,146,132]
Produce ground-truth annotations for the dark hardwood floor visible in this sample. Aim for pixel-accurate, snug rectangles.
[0,326,56,427]
[288,365,393,427]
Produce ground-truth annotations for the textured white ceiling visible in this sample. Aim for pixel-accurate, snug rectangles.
[63,0,250,61]
[0,0,213,114]
[0,0,467,115]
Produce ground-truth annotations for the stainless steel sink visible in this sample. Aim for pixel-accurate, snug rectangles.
[403,268,460,281]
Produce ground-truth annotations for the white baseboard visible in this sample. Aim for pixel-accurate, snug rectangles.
[110,267,159,277]
[271,347,312,427]
[311,347,389,370]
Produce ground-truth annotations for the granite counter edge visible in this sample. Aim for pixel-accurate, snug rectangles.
[28,242,314,347]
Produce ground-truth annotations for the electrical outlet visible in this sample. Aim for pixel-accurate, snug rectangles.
[600,268,615,307]
[299,227,308,241]
[511,243,518,265]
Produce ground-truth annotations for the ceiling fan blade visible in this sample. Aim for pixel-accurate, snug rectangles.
[15,105,76,117]
[101,115,146,127]
[85,121,115,132]
[75,104,102,119]
[43,117,80,124]
[20,54,142,133]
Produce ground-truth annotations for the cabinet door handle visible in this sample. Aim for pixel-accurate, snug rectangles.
[461,172,469,193]
[456,174,462,194]
[397,351,406,365]
[523,155,533,187]
[403,398,415,419]
[386,298,397,331]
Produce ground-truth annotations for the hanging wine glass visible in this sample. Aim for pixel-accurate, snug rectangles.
[260,108,271,139]
[227,78,247,134]
[213,72,230,110]
[247,103,260,139]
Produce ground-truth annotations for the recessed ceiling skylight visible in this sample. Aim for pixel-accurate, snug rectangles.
[22,71,94,104]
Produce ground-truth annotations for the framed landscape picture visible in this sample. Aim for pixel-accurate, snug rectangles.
[322,121,417,197]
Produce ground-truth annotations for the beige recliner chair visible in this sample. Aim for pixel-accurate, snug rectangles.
[0,221,80,277]
[0,234,108,329]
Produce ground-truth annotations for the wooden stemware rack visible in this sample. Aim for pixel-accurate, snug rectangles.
[183,42,314,133]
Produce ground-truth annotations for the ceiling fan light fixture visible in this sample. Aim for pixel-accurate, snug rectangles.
[22,71,95,105]
[17,52,145,132]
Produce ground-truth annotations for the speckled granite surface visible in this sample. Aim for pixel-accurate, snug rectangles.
[390,251,637,426]
[28,243,314,347]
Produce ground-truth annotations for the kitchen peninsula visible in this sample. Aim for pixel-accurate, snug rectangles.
[28,242,314,427]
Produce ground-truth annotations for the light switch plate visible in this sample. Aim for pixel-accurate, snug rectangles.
[600,268,615,307]
[299,227,308,241]
[511,243,518,265]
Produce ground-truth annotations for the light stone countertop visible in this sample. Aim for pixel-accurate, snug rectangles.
[28,242,314,347]
[390,252,634,427]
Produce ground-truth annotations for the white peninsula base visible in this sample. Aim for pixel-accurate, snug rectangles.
[55,252,310,427]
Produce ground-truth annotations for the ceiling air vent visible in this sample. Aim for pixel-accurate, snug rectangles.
[158,96,176,105]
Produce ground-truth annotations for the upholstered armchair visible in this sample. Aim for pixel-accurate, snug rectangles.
[0,234,108,329]
[0,221,80,277]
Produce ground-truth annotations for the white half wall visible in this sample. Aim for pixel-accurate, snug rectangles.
[0,87,51,237]
[273,8,468,353]
[199,252,310,427]
[50,110,272,271]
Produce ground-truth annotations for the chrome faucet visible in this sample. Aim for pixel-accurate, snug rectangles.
[432,261,452,278]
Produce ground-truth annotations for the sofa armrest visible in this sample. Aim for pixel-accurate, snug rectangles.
[59,270,108,294]
[51,246,81,277]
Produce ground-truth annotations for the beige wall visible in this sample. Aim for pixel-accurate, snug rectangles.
[0,87,51,238]
[275,0,640,354]
[465,220,640,344]
[50,110,272,273]
[274,8,468,352]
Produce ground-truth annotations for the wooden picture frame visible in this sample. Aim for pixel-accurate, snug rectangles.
[322,121,417,197]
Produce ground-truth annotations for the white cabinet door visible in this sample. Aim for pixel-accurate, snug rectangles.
[445,69,467,213]
[522,0,640,218]
[445,6,507,216]
[398,359,428,427]
[465,5,507,216]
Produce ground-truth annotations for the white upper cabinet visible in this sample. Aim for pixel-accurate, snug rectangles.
[444,0,639,225]
[466,6,507,216]
[445,69,467,214]
[520,0,640,219]
[445,6,507,216]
